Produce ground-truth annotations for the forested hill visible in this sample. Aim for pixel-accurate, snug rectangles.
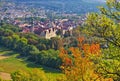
[6,0,105,14]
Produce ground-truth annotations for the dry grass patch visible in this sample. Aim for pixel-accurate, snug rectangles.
[0,72,12,80]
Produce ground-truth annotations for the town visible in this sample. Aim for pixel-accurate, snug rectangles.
[0,1,86,39]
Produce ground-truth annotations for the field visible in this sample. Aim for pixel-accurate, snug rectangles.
[0,46,62,80]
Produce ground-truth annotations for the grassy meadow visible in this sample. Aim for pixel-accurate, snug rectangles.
[0,46,62,81]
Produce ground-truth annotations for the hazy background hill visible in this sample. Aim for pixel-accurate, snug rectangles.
[10,0,105,3]
[6,0,105,14]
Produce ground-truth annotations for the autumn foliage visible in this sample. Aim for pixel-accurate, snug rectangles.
[82,43,100,55]
[59,37,113,81]
[78,37,100,55]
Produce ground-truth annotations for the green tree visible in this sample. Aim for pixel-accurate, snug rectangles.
[37,44,47,50]
[50,37,63,50]
[16,37,28,54]
[37,49,61,68]
[28,38,38,45]
[11,70,30,81]
[11,69,47,81]
[96,44,120,81]
[86,0,120,80]
[1,24,21,32]
[29,69,47,81]
[99,0,120,21]
[86,0,120,47]
[1,36,13,48]
[11,34,20,50]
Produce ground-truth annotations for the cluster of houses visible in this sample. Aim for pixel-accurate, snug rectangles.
[0,2,47,20]
[13,19,82,39]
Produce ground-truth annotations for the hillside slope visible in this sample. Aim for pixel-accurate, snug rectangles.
[7,0,105,14]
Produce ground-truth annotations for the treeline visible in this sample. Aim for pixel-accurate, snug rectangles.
[0,23,84,69]
[0,24,62,68]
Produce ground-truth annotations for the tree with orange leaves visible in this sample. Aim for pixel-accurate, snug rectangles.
[59,47,113,81]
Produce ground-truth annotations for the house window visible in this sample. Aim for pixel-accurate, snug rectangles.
[49,30,51,33]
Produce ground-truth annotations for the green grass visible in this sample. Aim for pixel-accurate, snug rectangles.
[0,46,62,80]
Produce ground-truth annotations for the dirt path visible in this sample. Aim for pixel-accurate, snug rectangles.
[0,55,11,80]
[0,55,9,60]
[0,72,12,80]
[0,56,9,60]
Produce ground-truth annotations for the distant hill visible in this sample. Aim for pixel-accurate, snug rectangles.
[6,0,105,14]
[9,0,105,3]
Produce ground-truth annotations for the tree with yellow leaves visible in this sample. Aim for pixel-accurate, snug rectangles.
[59,45,112,81]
